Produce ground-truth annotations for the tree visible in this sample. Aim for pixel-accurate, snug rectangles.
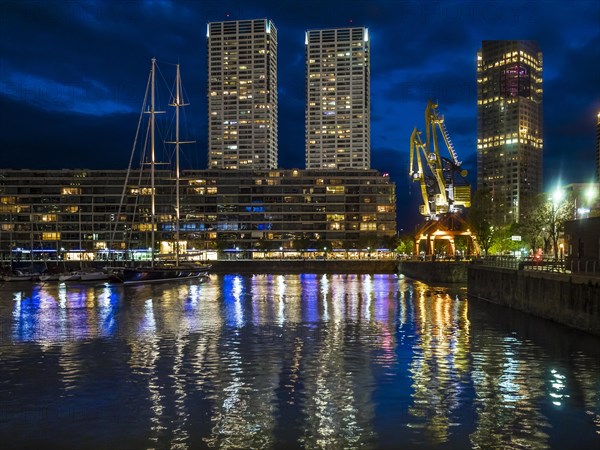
[541,190,575,259]
[454,235,469,255]
[521,190,575,259]
[518,194,547,252]
[488,224,521,255]
[396,233,415,255]
[467,188,496,255]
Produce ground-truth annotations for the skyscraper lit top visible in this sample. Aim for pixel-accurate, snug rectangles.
[477,40,543,224]
[305,27,370,170]
[596,112,600,183]
[207,19,278,170]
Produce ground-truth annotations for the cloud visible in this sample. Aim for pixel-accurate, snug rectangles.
[0,67,134,115]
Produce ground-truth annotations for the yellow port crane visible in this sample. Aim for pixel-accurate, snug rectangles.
[409,100,470,220]
[409,101,478,257]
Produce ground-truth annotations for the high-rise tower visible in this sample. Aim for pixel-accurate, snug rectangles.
[596,112,600,183]
[305,27,370,170]
[477,40,543,224]
[207,19,278,170]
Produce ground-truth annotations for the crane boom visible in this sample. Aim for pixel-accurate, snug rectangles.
[409,127,431,217]
[409,100,470,220]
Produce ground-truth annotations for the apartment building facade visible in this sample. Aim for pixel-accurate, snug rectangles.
[0,169,396,259]
[477,40,543,224]
[207,19,278,170]
[305,27,370,170]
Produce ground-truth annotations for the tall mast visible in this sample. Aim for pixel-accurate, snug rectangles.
[168,64,193,267]
[150,57,156,268]
[175,64,181,267]
[78,209,83,270]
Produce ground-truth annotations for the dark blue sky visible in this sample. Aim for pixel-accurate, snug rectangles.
[1,0,599,229]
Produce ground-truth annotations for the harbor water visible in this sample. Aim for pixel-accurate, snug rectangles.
[0,274,598,449]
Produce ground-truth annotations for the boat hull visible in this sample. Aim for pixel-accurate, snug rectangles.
[3,275,34,282]
[80,271,109,281]
[38,274,61,282]
[2,270,37,282]
[59,272,82,282]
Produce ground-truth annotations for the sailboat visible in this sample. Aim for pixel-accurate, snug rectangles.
[111,59,210,285]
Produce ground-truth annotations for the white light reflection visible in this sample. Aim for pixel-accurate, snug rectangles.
[549,368,568,407]
[320,275,329,321]
[500,338,522,404]
[12,291,22,319]
[58,283,67,309]
[407,283,471,444]
[127,297,164,446]
[277,275,286,326]
[233,275,244,327]
[140,299,156,334]
[397,279,407,329]
[97,284,116,338]
[189,284,200,307]
[171,336,190,447]
[301,293,376,448]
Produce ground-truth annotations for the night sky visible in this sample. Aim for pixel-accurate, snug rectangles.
[1,0,599,230]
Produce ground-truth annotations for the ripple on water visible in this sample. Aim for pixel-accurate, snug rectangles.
[0,275,599,449]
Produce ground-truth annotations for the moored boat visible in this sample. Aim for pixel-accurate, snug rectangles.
[109,60,211,285]
[58,271,82,282]
[112,264,211,285]
[38,273,61,282]
[3,270,36,282]
[79,269,109,282]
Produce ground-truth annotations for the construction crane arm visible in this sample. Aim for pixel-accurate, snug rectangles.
[409,127,431,217]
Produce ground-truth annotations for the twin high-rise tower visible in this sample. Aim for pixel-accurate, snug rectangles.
[207,19,371,171]
[207,19,279,170]
[305,27,370,170]
[207,21,545,225]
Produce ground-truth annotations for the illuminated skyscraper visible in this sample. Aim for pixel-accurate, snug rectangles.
[207,19,278,170]
[596,112,600,183]
[305,27,370,170]
[477,40,543,224]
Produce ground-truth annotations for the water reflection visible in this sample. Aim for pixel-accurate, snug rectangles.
[0,275,599,449]
[406,282,470,444]
[469,335,549,448]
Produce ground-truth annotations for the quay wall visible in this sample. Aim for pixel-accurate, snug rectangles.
[468,266,600,336]
[210,259,398,274]
[398,261,468,283]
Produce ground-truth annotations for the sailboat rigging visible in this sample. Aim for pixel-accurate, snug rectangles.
[110,58,210,284]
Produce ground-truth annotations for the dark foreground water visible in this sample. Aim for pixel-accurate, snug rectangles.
[0,274,598,449]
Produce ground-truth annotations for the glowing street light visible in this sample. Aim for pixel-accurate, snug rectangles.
[585,185,598,204]
[551,186,564,206]
[547,184,567,259]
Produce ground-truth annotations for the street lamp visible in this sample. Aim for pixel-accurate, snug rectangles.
[585,185,598,201]
[584,185,598,217]
[551,186,564,206]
